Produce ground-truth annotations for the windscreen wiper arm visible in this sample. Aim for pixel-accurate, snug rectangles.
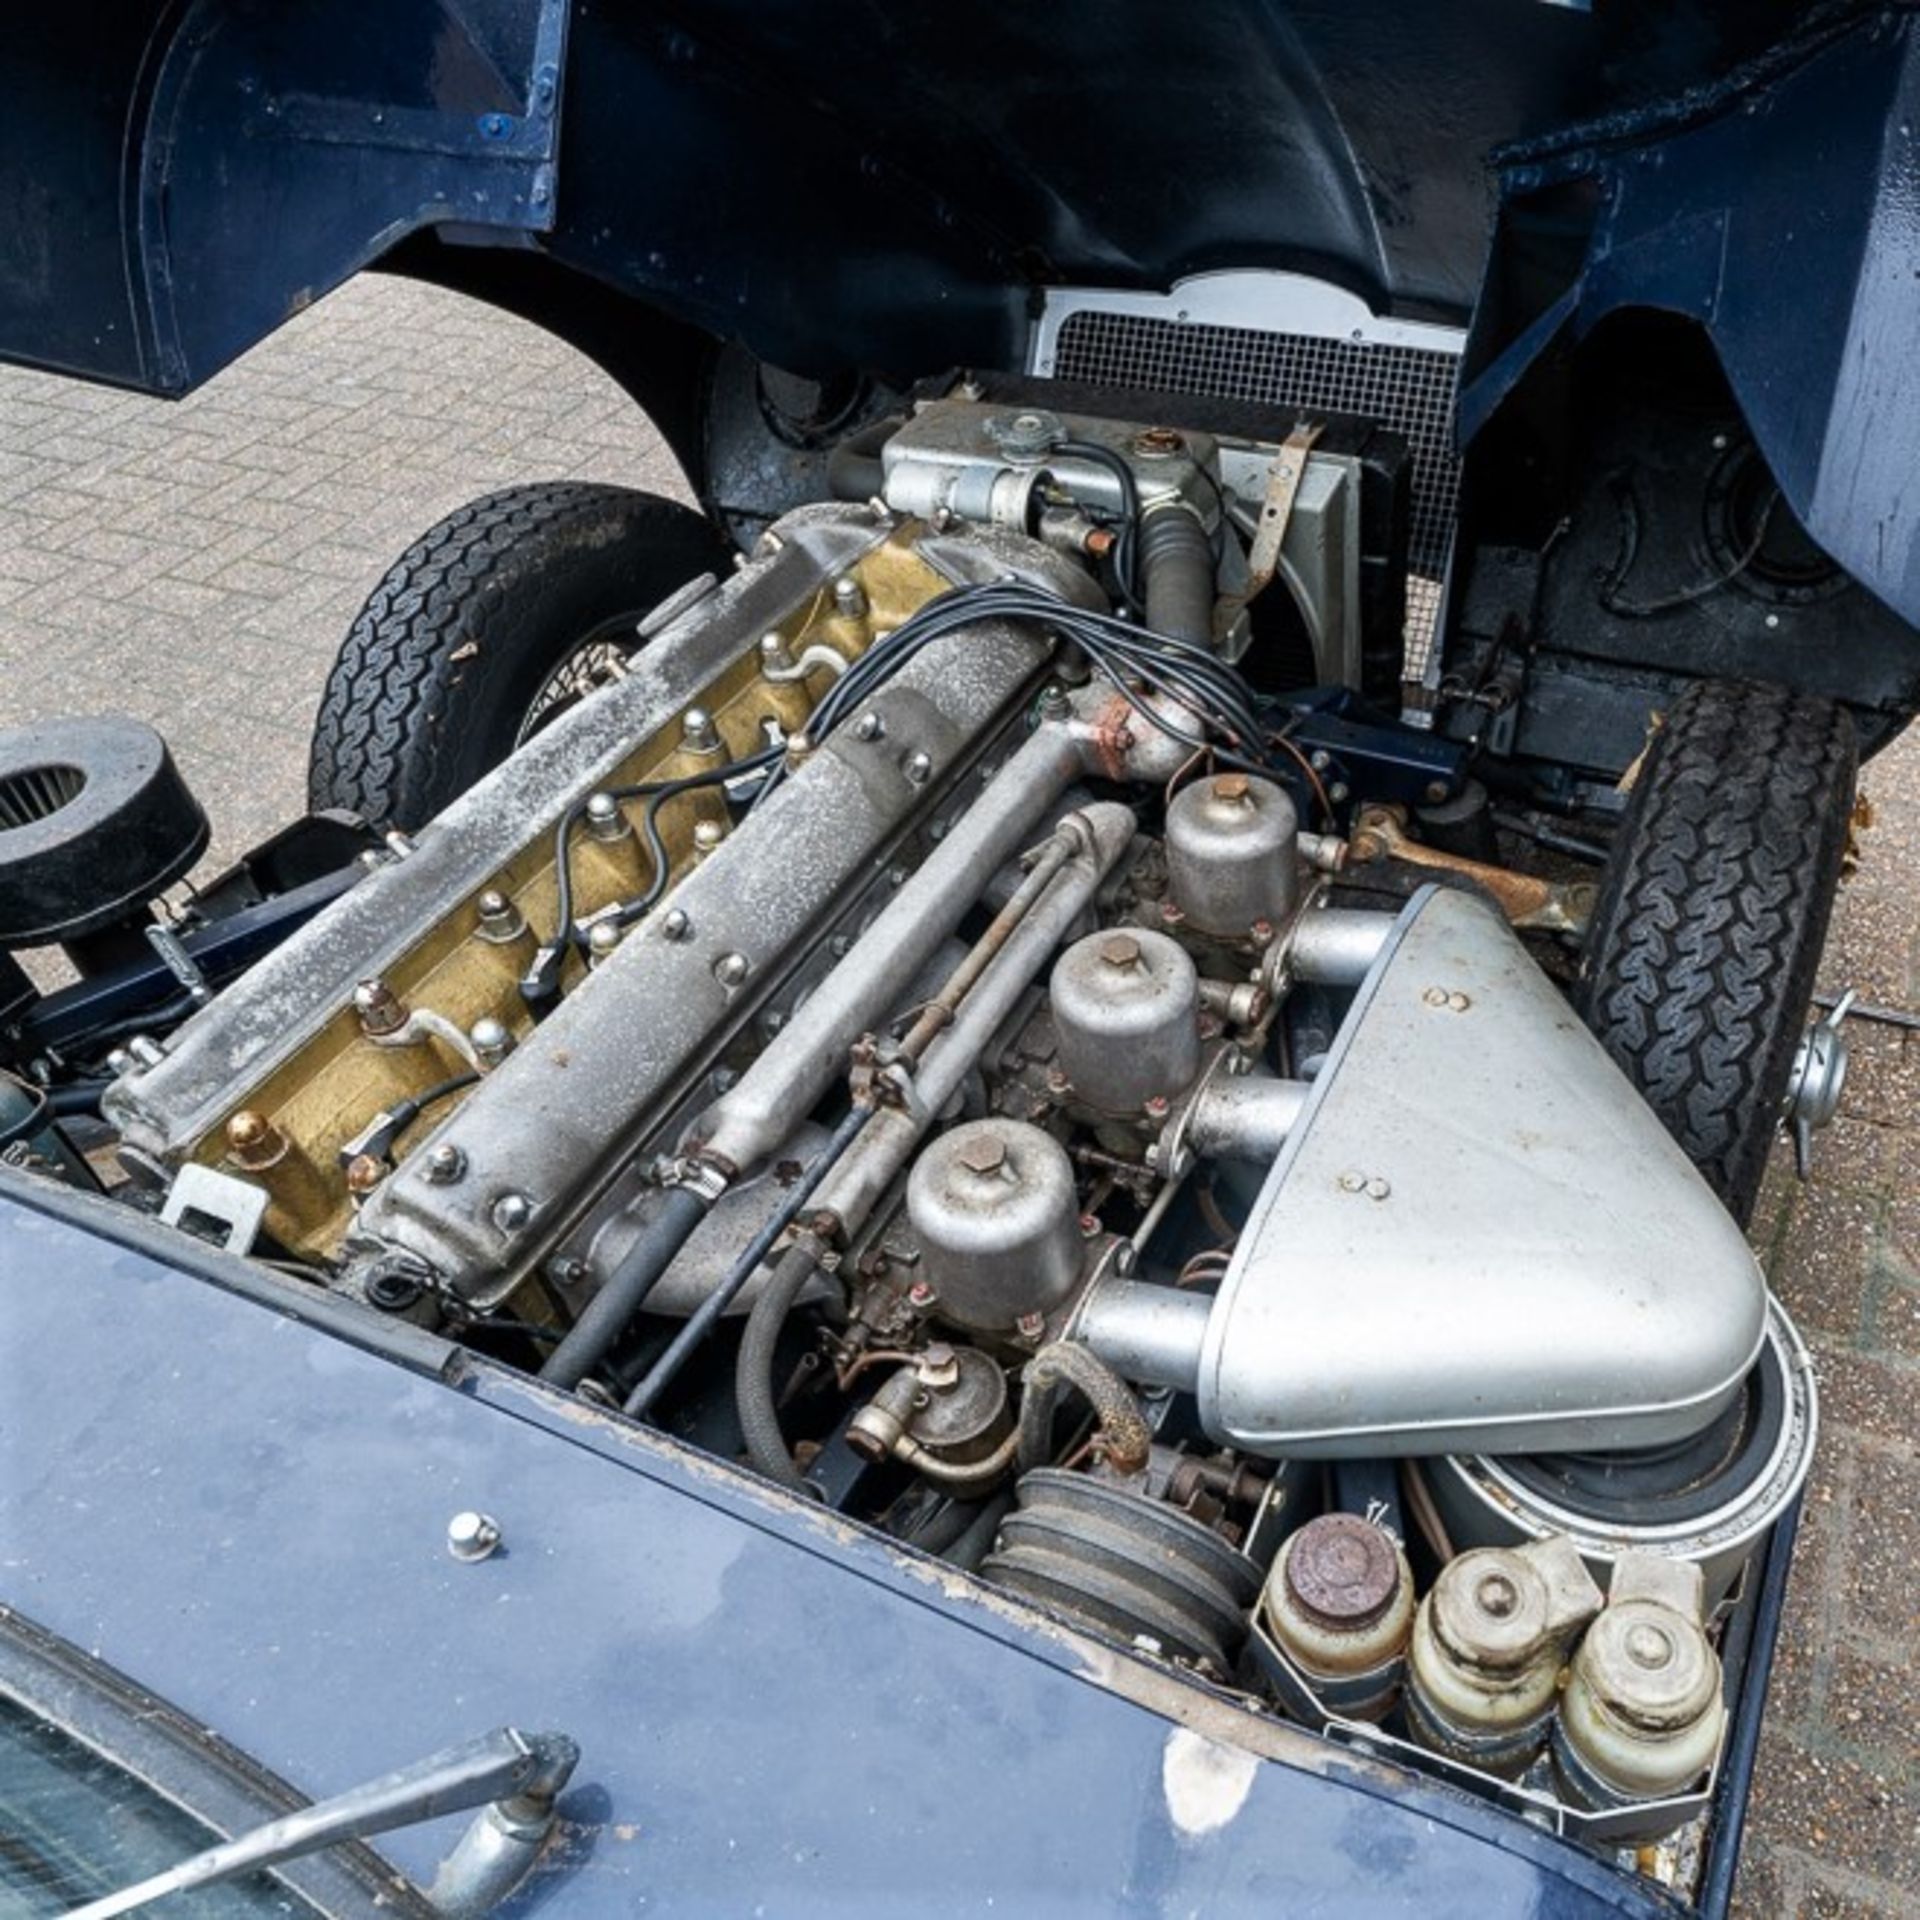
[66,1724,578,1920]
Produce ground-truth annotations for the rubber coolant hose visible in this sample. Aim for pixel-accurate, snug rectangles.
[539,1183,711,1389]
[736,1242,824,1494]
[825,417,904,502]
[1138,502,1216,647]
[1016,1341,1152,1476]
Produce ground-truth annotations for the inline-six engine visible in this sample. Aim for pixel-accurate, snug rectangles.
[86,395,1814,1879]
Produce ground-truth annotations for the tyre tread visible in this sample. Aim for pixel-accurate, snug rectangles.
[1577,678,1856,1222]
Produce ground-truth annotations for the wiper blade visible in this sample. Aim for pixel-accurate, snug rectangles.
[66,1724,578,1920]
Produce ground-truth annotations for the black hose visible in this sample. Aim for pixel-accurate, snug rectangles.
[944,1488,1016,1572]
[735,1242,825,1494]
[906,1496,981,1557]
[1052,438,1144,610]
[1016,1342,1152,1476]
[47,1081,108,1118]
[539,1183,712,1389]
[1137,502,1217,647]
[0,1073,50,1150]
[825,416,903,502]
[623,1103,871,1417]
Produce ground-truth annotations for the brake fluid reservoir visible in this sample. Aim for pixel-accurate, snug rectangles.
[1261,1511,1415,1721]
[1406,1536,1603,1777]
[1165,772,1299,937]
[1553,1553,1725,1824]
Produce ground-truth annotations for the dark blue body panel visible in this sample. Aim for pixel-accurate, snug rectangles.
[6,4,1918,635]
[1460,11,1920,634]
[0,1179,1670,1916]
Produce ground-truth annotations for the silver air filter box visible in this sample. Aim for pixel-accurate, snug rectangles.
[1081,886,1769,1460]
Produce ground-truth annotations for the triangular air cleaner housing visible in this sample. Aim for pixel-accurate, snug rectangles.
[1194,886,1769,1458]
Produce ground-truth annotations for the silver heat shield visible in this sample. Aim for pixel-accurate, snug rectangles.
[1087,886,1769,1458]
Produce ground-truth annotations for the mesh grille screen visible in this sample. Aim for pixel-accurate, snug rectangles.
[1051,308,1462,677]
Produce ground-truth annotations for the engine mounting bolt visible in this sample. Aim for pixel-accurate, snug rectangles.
[832,574,869,619]
[1309,750,1332,773]
[661,907,692,941]
[853,711,885,742]
[470,1017,514,1067]
[1078,1212,1101,1238]
[956,1135,1008,1178]
[225,1109,284,1169]
[587,920,623,962]
[887,866,908,887]
[477,889,510,919]
[713,951,750,989]
[907,1280,937,1309]
[353,977,407,1036]
[1143,1094,1170,1121]
[345,1154,384,1197]
[584,791,629,843]
[1211,772,1252,805]
[1099,933,1143,970]
[1037,684,1071,719]
[1015,1311,1047,1341]
[423,1142,467,1185]
[903,749,934,786]
[1250,918,1275,947]
[446,1510,502,1563]
[1329,781,1350,805]
[1425,780,1451,805]
[1159,900,1185,927]
[692,817,727,854]
[492,1191,534,1233]
[681,707,721,754]
[1044,1065,1070,1096]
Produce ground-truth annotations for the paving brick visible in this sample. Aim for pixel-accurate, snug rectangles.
[1748,1731,1920,1895]
[1769,1184,1883,1343]
[1808,1339,1920,1447]
[1794,1855,1919,1917]
[1823,1646,1920,1774]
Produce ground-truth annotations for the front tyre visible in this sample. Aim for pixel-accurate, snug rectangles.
[307,483,731,829]
[1577,677,1857,1225]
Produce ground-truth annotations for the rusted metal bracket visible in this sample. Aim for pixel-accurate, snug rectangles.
[1348,807,1597,936]
[1215,421,1323,636]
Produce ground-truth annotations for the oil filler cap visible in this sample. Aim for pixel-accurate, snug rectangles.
[0,716,209,948]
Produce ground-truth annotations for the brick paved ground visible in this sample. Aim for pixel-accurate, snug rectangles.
[0,275,687,873]
[2,275,1915,1914]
